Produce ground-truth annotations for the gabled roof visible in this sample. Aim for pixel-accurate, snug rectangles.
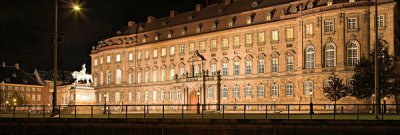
[34,70,75,85]
[0,66,42,85]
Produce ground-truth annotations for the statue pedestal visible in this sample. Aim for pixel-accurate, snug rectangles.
[68,84,97,114]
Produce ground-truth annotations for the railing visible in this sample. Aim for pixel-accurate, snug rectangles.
[0,104,399,120]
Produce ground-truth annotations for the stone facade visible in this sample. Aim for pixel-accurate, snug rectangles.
[90,0,399,110]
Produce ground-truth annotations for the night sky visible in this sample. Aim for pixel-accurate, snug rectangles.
[1,0,206,73]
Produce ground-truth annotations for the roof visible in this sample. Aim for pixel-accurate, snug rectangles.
[0,66,42,85]
[34,70,75,85]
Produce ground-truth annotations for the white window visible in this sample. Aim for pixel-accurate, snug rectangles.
[152,91,157,101]
[161,69,166,82]
[116,54,121,62]
[258,59,265,73]
[348,18,357,30]
[189,43,195,52]
[138,51,142,60]
[265,12,272,21]
[245,85,252,98]
[145,91,149,101]
[194,65,199,76]
[153,49,158,58]
[94,59,98,66]
[233,62,240,75]
[137,72,141,84]
[246,16,252,24]
[306,23,313,35]
[272,58,278,73]
[154,36,158,41]
[287,56,294,71]
[181,29,186,35]
[129,53,133,61]
[170,68,175,80]
[347,42,358,66]
[136,91,141,102]
[179,64,185,77]
[245,34,252,45]
[233,36,240,47]
[128,92,132,102]
[304,81,313,95]
[233,85,240,98]
[161,90,166,101]
[325,44,336,67]
[177,89,182,99]
[100,57,103,64]
[199,41,205,51]
[145,50,149,59]
[245,60,252,74]
[210,39,217,49]
[115,92,120,102]
[161,48,166,56]
[107,55,111,63]
[170,46,175,55]
[286,28,294,39]
[99,71,104,85]
[378,15,385,27]
[116,69,122,84]
[169,90,174,101]
[257,85,265,97]
[168,33,172,38]
[222,38,229,48]
[211,64,216,76]
[207,87,213,98]
[152,70,157,82]
[272,30,279,41]
[305,47,315,69]
[106,70,111,84]
[222,87,228,98]
[179,44,185,54]
[257,32,265,43]
[128,71,133,84]
[228,19,234,27]
[325,20,334,32]
[286,83,294,96]
[271,84,278,97]
[145,71,149,83]
[349,0,355,2]
[222,63,228,76]
[327,0,333,6]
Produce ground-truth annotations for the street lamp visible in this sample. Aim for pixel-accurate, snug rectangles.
[383,97,387,114]
[371,94,375,113]
[103,92,107,114]
[309,91,314,114]
[196,90,200,114]
[1,81,4,112]
[51,0,81,117]
[12,98,17,112]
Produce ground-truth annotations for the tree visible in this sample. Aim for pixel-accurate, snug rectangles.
[351,39,396,99]
[323,72,349,116]
[392,58,400,113]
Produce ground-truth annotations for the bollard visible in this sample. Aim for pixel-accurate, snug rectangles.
[287,104,290,120]
[125,105,128,119]
[341,106,344,114]
[265,104,268,119]
[181,105,184,119]
[243,105,246,119]
[162,104,165,119]
[222,105,225,119]
[91,106,93,119]
[74,106,77,119]
[144,105,146,119]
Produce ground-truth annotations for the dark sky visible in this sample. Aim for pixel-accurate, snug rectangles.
[0,0,207,73]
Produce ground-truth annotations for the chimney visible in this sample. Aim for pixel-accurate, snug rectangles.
[147,16,155,23]
[1,62,5,67]
[14,63,19,69]
[128,21,135,27]
[224,0,231,6]
[170,10,177,18]
[196,4,202,12]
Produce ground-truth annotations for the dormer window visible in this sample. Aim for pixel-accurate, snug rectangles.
[251,2,258,7]
[228,18,236,27]
[187,15,193,21]
[349,0,355,2]
[212,21,218,30]
[154,35,159,41]
[307,2,314,9]
[138,26,144,31]
[196,24,202,33]
[290,6,298,14]
[168,30,173,38]
[181,27,187,35]
[246,16,253,24]
[143,35,147,43]
[265,12,272,21]
[327,0,333,6]
[12,73,17,78]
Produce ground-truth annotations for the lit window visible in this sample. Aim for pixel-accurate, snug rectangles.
[245,60,252,74]
[181,29,186,35]
[161,90,165,101]
[228,19,234,27]
[304,81,313,95]
[208,87,213,98]
[199,41,205,51]
[286,28,294,39]
[325,44,336,67]
[306,23,313,35]
[258,59,265,73]
[196,25,202,33]
[189,43,195,52]
[265,12,272,21]
[136,91,141,102]
[161,48,166,56]
[347,42,358,66]
[170,46,175,55]
[107,56,111,63]
[137,51,142,60]
[94,59,98,66]
[161,69,166,82]
[222,63,228,76]
[154,36,159,41]
[116,69,122,84]
[179,44,185,54]
[378,15,385,27]
[287,56,294,71]
[286,83,294,96]
[177,89,182,99]
[152,70,157,82]
[257,85,265,97]
[128,92,132,102]
[145,50,149,59]
[327,0,333,6]
[305,47,315,69]
[211,64,216,76]
[168,32,172,38]
[210,39,217,50]
[349,0,355,2]
[212,22,218,30]
[100,57,103,64]
[233,85,240,98]
[128,71,133,84]
[325,20,334,32]
[137,72,141,84]
[257,32,265,43]
[271,84,278,97]
[106,70,111,84]
[145,70,149,83]
[233,36,240,47]
[179,63,185,77]
[245,85,252,98]
[233,62,240,75]
[153,49,158,58]
[145,91,149,101]
[246,16,252,24]
[348,18,357,30]
[222,87,228,98]
[272,30,279,41]
[129,53,133,61]
[169,90,174,101]
[245,34,252,45]
[170,68,175,80]
[153,91,157,101]
[272,58,278,73]
[222,38,229,48]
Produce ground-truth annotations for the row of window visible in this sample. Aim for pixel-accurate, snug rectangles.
[2,93,42,102]
[1,86,42,92]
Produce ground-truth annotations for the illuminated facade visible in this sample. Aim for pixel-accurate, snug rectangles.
[91,0,399,110]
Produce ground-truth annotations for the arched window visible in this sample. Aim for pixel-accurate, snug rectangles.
[286,83,294,96]
[179,63,185,78]
[233,85,240,98]
[305,46,315,69]
[347,41,358,66]
[99,71,104,85]
[116,69,122,84]
[245,85,252,98]
[208,87,213,98]
[304,81,313,95]
[325,44,336,67]
[245,60,252,75]
[93,75,98,87]
[115,91,120,102]
[258,58,265,74]
[137,68,142,84]
[257,84,265,98]
[128,70,133,84]
[106,70,111,85]
[222,87,228,98]
[271,84,278,97]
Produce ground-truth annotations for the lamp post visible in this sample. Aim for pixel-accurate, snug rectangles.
[372,94,375,113]
[309,91,314,114]
[273,99,276,113]
[383,97,387,114]
[1,81,4,112]
[51,0,81,117]
[12,98,16,112]
[196,90,200,114]
[5,101,9,111]
[103,93,107,114]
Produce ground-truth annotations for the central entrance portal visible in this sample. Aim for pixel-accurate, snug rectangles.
[189,90,198,111]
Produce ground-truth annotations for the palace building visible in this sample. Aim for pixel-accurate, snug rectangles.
[90,0,399,110]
